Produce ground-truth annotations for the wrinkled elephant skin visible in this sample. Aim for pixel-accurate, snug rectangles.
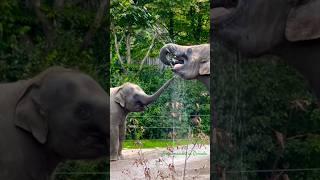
[0,67,109,180]
[211,0,320,101]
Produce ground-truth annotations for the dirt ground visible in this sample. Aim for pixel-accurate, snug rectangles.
[110,145,210,180]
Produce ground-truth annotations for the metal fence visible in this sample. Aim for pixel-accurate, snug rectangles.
[125,114,210,140]
[50,114,210,179]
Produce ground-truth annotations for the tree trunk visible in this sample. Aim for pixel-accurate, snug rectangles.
[81,0,108,49]
[169,11,174,41]
[110,43,113,61]
[126,32,131,64]
[195,12,203,41]
[113,30,126,72]
[139,34,156,71]
[189,6,196,40]
[30,0,55,47]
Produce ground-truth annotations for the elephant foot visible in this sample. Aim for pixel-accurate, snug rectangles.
[110,155,118,161]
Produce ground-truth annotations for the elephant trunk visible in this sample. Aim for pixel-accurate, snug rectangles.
[159,44,180,66]
[142,78,174,105]
[211,0,244,26]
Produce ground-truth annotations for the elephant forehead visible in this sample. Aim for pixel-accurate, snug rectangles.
[40,73,105,103]
[123,83,143,92]
[189,45,209,58]
[190,53,209,62]
[56,72,103,92]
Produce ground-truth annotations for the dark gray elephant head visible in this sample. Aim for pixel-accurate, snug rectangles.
[159,44,210,80]
[211,0,320,56]
[113,78,173,112]
[14,67,108,159]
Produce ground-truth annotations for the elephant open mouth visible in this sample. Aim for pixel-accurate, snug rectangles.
[137,105,145,111]
[166,53,185,65]
[165,53,186,71]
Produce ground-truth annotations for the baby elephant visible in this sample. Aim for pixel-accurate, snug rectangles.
[0,67,108,180]
[110,78,174,161]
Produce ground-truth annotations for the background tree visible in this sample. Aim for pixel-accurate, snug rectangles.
[110,0,210,141]
[212,43,320,179]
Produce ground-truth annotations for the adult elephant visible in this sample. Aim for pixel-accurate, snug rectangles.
[110,78,174,161]
[159,44,210,91]
[0,67,108,180]
[211,0,320,101]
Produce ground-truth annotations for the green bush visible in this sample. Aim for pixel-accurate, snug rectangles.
[213,44,320,179]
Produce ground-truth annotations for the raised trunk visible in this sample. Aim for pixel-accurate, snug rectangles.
[159,44,173,65]
[143,78,174,105]
[159,44,186,65]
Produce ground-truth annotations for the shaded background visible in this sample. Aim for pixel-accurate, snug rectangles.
[0,0,109,179]
[212,43,320,179]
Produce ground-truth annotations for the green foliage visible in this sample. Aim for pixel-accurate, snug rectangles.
[0,0,108,179]
[111,0,210,143]
[111,0,209,64]
[124,139,192,149]
[213,44,320,179]
[111,64,210,140]
[0,0,108,88]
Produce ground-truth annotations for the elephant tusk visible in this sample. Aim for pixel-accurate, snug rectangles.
[170,62,174,68]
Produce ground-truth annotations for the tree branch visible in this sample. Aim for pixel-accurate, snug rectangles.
[30,0,55,45]
[286,133,319,140]
[138,33,157,71]
[81,0,108,49]
[113,30,127,73]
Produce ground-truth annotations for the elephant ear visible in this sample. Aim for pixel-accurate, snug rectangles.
[114,87,125,108]
[199,59,210,75]
[285,0,320,42]
[14,84,48,144]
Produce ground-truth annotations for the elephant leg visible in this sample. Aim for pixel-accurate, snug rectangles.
[118,122,126,160]
[110,126,119,161]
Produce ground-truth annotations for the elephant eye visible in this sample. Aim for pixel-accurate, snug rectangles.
[76,104,92,121]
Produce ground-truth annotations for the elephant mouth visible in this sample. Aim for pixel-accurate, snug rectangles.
[165,53,186,71]
[135,102,146,111]
[81,133,107,149]
[137,106,145,111]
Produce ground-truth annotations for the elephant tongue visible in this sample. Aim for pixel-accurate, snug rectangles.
[173,64,184,70]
